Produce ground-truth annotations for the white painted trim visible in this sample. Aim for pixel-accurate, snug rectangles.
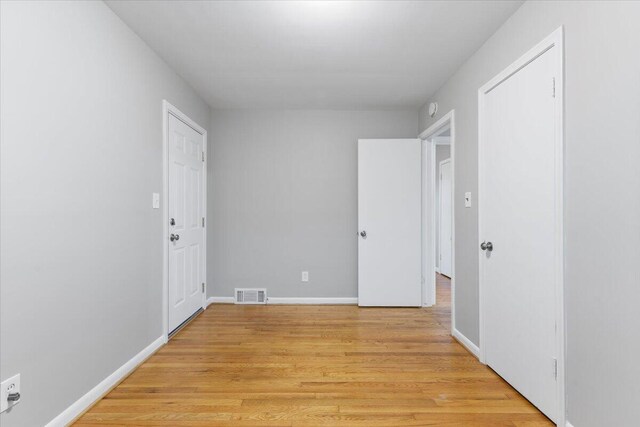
[208,297,358,305]
[45,336,164,427]
[162,100,208,342]
[477,26,565,427]
[419,110,456,335]
[207,296,234,305]
[268,297,358,305]
[418,111,454,140]
[566,422,575,427]
[432,136,450,146]
[452,328,479,358]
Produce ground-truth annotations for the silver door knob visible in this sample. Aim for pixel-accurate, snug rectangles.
[170,234,180,242]
[480,241,493,251]
[360,230,367,239]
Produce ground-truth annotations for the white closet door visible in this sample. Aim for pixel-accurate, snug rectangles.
[439,160,452,277]
[358,139,422,307]
[480,46,560,421]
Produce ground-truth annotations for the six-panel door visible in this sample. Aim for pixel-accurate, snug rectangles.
[168,113,205,333]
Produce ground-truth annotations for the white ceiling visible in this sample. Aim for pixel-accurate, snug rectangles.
[106,1,522,110]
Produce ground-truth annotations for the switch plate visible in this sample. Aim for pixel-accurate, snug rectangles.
[152,193,160,209]
[464,192,472,208]
[1,374,20,413]
[301,271,309,282]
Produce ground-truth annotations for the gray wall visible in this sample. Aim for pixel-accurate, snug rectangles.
[434,144,451,271]
[418,2,640,425]
[0,2,210,426]
[208,109,418,298]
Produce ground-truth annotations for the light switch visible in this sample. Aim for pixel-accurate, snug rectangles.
[152,193,160,209]
[464,192,472,208]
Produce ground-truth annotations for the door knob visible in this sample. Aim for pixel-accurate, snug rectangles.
[480,241,493,251]
[170,234,180,242]
[360,230,367,239]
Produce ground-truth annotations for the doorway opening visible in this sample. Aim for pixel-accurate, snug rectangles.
[419,111,464,347]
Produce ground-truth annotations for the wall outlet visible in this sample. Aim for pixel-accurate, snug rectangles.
[301,271,309,282]
[1,374,21,413]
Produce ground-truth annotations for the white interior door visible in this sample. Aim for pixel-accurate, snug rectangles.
[480,46,560,421]
[358,139,422,307]
[439,160,452,278]
[168,113,205,333]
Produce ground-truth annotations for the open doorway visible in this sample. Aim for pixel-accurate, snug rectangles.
[420,111,460,342]
[435,142,452,329]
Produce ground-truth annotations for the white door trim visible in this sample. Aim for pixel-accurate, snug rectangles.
[162,100,208,342]
[418,110,455,336]
[477,27,565,426]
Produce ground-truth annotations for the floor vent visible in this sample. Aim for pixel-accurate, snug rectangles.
[234,288,267,304]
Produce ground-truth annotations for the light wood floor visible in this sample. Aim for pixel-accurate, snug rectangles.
[75,275,552,426]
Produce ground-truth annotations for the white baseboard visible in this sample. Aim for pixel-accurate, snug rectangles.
[452,328,480,358]
[45,335,164,427]
[208,296,358,305]
[207,296,234,305]
[566,422,575,427]
[268,297,357,305]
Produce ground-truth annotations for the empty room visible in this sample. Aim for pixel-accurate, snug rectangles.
[1,1,639,426]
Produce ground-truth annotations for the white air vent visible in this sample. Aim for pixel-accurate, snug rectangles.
[234,288,267,304]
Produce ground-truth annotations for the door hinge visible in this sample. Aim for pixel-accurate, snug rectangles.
[552,77,556,98]
[202,283,205,293]
[553,358,558,379]
[202,217,205,227]
[202,152,205,162]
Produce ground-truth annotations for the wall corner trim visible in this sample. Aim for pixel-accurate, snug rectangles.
[452,328,480,358]
[45,336,165,427]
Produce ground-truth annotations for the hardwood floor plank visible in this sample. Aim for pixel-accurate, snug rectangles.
[74,275,552,426]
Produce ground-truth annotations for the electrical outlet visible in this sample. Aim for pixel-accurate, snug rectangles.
[1,374,21,413]
[301,271,309,282]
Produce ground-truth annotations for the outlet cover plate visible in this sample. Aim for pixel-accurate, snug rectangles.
[1,373,20,413]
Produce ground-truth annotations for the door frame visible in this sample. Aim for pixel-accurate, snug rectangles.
[438,158,452,278]
[418,110,455,329]
[477,27,565,426]
[162,100,208,342]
